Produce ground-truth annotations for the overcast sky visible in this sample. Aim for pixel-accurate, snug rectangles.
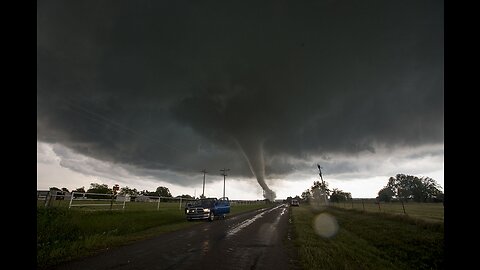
[37,0,444,200]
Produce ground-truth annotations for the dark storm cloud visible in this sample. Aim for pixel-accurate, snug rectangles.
[37,1,443,183]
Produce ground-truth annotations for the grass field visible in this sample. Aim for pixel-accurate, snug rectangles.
[37,201,268,269]
[290,204,444,270]
[328,200,444,222]
[38,199,444,269]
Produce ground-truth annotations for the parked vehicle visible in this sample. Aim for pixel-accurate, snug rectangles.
[185,197,230,221]
[290,199,300,207]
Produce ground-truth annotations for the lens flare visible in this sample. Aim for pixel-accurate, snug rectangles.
[312,212,338,238]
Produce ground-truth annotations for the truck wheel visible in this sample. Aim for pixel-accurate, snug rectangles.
[208,212,215,222]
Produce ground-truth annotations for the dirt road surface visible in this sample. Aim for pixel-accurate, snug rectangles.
[52,203,300,270]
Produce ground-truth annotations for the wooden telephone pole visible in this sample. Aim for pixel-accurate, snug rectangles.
[220,168,230,198]
[317,164,328,205]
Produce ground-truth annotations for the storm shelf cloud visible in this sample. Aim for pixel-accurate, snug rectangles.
[37,0,444,199]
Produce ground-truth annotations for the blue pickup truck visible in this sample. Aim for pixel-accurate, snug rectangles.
[185,197,230,221]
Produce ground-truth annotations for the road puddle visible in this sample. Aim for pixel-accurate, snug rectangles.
[226,204,285,238]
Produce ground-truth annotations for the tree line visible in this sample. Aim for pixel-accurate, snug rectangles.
[377,174,444,203]
[297,173,443,203]
[299,180,353,203]
[48,183,195,200]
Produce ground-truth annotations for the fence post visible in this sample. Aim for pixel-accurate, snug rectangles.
[157,197,161,211]
[123,198,126,211]
[110,194,114,210]
[400,199,406,214]
[179,197,182,210]
[44,190,53,208]
[69,192,75,209]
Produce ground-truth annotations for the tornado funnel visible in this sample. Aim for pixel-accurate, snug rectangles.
[235,139,276,201]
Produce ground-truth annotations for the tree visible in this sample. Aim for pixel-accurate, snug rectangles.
[311,180,330,193]
[311,180,330,203]
[385,174,443,202]
[378,187,395,202]
[86,183,112,199]
[301,189,311,202]
[433,191,444,203]
[87,183,112,194]
[286,196,293,204]
[118,186,139,196]
[112,184,120,195]
[155,186,172,197]
[329,188,351,203]
[73,187,85,193]
[421,177,444,202]
[72,187,86,198]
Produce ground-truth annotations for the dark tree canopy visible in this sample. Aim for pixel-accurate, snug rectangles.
[377,187,395,202]
[301,189,311,202]
[87,183,112,194]
[155,186,172,197]
[73,187,85,193]
[383,174,443,202]
[329,188,352,203]
[118,186,139,196]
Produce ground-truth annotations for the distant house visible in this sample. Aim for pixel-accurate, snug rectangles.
[63,192,72,201]
[135,195,156,202]
[116,194,131,202]
[51,190,71,200]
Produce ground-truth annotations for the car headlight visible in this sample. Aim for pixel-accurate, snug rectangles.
[203,208,210,213]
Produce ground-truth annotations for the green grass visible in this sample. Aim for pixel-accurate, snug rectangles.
[290,205,444,270]
[328,201,444,222]
[37,202,267,269]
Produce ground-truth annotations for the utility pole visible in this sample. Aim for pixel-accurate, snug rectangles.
[220,168,230,198]
[317,164,328,205]
[200,169,208,198]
